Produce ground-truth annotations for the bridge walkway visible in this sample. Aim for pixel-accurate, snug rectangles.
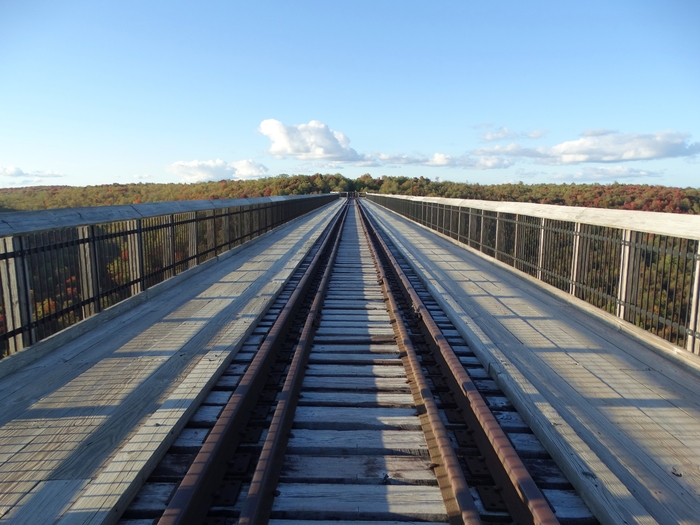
[364,199,700,525]
[0,201,342,524]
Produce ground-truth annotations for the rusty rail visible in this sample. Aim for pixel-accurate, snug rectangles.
[237,202,348,524]
[358,200,560,525]
[156,201,347,525]
[358,201,482,525]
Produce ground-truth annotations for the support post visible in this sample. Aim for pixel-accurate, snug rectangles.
[0,236,35,353]
[161,216,174,279]
[570,222,582,295]
[206,210,215,258]
[687,243,700,354]
[537,218,546,281]
[495,212,502,259]
[616,229,633,319]
[78,226,101,318]
[513,214,520,268]
[479,210,485,252]
[221,209,230,251]
[457,207,463,242]
[127,219,144,295]
[188,212,198,269]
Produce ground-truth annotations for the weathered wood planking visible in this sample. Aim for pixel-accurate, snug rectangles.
[365,200,682,525]
[293,406,421,430]
[270,483,446,521]
[0,201,343,525]
[280,455,437,484]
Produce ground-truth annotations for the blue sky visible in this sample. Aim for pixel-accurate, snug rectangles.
[1,1,698,188]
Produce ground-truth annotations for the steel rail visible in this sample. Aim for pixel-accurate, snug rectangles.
[359,200,560,525]
[237,199,348,525]
[359,201,482,525]
[157,201,347,525]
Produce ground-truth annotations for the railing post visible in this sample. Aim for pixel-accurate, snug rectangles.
[188,212,198,268]
[221,209,230,250]
[537,218,546,281]
[687,243,700,354]
[206,210,215,257]
[570,222,582,295]
[0,236,35,352]
[479,210,485,252]
[617,229,633,319]
[78,226,101,318]
[457,207,462,241]
[128,219,144,295]
[495,212,502,258]
[162,216,174,279]
[513,214,520,264]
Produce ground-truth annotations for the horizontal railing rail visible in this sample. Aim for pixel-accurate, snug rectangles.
[367,194,700,354]
[0,194,338,358]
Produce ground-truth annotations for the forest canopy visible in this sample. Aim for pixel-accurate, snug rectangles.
[0,173,698,214]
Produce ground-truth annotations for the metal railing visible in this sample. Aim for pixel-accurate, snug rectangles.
[0,194,337,358]
[367,194,700,354]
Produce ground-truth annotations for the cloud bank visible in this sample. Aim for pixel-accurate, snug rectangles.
[167,159,269,183]
[474,131,700,165]
[259,119,508,170]
[0,166,64,186]
[551,166,663,182]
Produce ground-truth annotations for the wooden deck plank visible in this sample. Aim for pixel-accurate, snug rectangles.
[271,483,446,521]
[293,407,421,430]
[298,391,415,407]
[287,430,429,456]
[302,376,410,392]
[280,455,437,484]
[305,365,406,377]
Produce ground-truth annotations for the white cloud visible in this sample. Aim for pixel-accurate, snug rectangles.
[133,174,150,180]
[0,166,64,178]
[474,131,700,165]
[481,126,547,142]
[483,127,519,141]
[580,128,618,137]
[259,119,365,162]
[551,166,663,182]
[260,119,510,171]
[167,158,268,183]
[228,159,270,178]
[376,152,511,170]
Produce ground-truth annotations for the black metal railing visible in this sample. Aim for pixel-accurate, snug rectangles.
[0,194,337,358]
[367,194,700,353]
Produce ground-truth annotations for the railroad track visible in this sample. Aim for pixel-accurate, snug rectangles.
[120,199,597,525]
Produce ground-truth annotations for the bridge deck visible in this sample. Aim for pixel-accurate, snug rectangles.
[1,198,698,525]
[365,200,700,525]
[0,201,342,524]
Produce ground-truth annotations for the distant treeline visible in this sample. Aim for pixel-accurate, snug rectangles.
[1,173,698,214]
